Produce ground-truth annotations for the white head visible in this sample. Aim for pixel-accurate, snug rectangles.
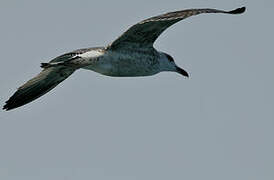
[158,52,189,77]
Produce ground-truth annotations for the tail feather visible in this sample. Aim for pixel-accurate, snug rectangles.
[40,62,65,68]
[3,66,75,111]
[40,63,51,68]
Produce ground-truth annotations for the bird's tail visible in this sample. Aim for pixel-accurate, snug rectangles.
[3,66,75,111]
[40,62,66,68]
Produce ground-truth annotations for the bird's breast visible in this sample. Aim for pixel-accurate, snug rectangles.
[83,50,160,77]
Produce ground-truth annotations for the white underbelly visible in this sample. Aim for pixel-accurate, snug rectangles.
[82,60,159,77]
[81,50,160,77]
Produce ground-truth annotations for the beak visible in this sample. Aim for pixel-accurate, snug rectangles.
[176,66,189,77]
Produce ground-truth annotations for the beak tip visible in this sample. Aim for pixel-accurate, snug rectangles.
[176,66,189,78]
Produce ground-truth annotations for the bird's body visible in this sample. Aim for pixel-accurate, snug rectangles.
[81,47,161,77]
[3,7,246,110]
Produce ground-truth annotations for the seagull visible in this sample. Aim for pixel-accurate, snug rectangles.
[3,7,245,111]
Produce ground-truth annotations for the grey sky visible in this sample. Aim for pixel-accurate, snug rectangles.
[0,0,273,180]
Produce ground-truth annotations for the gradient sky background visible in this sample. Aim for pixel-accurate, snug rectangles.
[0,0,273,180]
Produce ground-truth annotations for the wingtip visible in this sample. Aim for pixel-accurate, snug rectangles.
[2,104,9,111]
[227,7,246,14]
[3,101,14,111]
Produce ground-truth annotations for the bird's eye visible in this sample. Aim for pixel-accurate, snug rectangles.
[166,54,174,62]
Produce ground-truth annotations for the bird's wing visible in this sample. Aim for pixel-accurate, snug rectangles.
[3,66,75,110]
[107,7,245,50]
[3,47,105,111]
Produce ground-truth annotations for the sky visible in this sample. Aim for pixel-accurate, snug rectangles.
[0,0,273,180]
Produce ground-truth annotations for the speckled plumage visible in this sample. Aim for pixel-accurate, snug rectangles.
[3,7,245,110]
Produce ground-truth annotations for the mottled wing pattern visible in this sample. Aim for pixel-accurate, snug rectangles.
[108,7,245,49]
[3,66,75,110]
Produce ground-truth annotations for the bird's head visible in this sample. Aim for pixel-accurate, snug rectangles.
[159,52,189,77]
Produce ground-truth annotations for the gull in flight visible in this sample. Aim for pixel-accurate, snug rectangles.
[3,7,245,110]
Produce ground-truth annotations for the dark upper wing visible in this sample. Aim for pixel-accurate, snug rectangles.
[107,7,245,49]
